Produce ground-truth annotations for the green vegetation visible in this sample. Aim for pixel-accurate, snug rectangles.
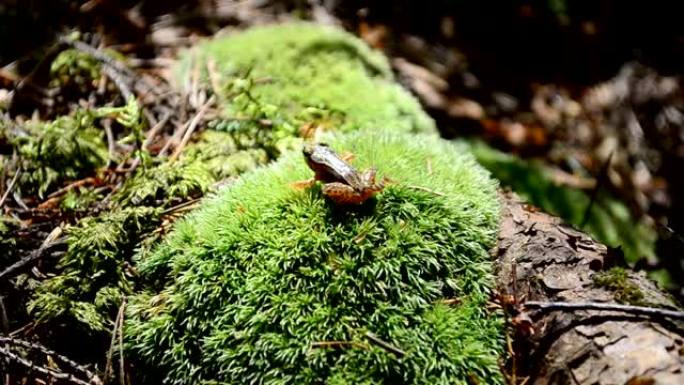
[178,22,436,135]
[23,23,438,338]
[9,111,108,198]
[0,215,18,250]
[28,207,160,332]
[468,141,656,264]
[5,23,506,384]
[593,267,645,305]
[50,48,102,90]
[126,130,503,385]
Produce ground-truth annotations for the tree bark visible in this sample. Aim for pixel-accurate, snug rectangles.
[495,191,684,385]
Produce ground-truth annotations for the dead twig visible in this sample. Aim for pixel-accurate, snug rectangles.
[0,171,20,208]
[221,116,273,126]
[523,301,684,321]
[0,226,64,281]
[206,58,222,97]
[160,198,202,216]
[100,65,134,102]
[118,298,126,385]
[142,111,171,151]
[46,177,99,199]
[58,37,134,78]
[0,297,8,334]
[0,337,102,385]
[169,96,215,161]
[104,299,125,384]
[13,43,61,95]
[364,332,406,357]
[405,184,446,197]
[125,111,172,174]
[58,36,154,103]
[9,322,35,337]
[0,346,92,385]
[103,119,116,168]
[310,341,368,350]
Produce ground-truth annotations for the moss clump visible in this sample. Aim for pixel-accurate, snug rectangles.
[113,162,215,207]
[49,48,102,91]
[60,187,104,213]
[593,267,645,305]
[178,22,436,135]
[179,130,270,181]
[8,112,108,198]
[0,215,18,250]
[126,130,503,385]
[28,207,160,332]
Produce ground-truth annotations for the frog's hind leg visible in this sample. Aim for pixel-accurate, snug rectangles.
[322,182,365,205]
[340,152,355,162]
[290,178,316,190]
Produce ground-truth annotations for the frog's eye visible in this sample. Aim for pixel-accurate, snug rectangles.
[317,142,330,147]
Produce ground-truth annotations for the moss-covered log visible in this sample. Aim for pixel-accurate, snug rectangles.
[126,130,504,384]
[177,22,436,136]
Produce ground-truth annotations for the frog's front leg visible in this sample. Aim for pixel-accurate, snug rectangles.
[361,168,377,185]
[321,182,366,205]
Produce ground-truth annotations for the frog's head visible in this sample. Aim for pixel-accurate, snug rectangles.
[302,142,330,161]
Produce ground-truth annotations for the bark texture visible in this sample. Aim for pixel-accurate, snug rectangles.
[495,191,684,385]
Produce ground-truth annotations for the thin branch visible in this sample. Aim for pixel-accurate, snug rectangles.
[310,341,368,350]
[58,37,134,78]
[158,113,193,158]
[58,37,140,102]
[0,337,101,385]
[160,198,202,215]
[364,332,406,357]
[9,322,35,337]
[523,301,684,321]
[125,112,172,175]
[104,300,125,384]
[0,171,20,208]
[142,111,171,151]
[405,184,446,197]
[0,346,92,385]
[13,43,61,94]
[220,115,273,126]
[47,177,98,199]
[169,95,215,161]
[103,119,116,168]
[0,296,8,334]
[0,226,64,281]
[118,298,126,385]
[100,65,134,102]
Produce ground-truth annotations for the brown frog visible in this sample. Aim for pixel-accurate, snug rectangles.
[295,143,384,205]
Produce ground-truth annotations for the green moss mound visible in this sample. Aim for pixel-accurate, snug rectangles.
[177,22,436,135]
[126,130,503,385]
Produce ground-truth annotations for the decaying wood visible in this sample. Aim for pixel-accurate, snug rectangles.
[495,191,684,385]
